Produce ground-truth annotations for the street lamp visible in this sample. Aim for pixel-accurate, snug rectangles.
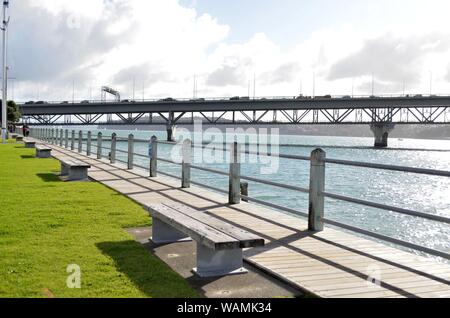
[1,0,10,143]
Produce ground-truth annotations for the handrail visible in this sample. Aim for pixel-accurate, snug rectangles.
[325,158,450,177]
[240,174,309,194]
[323,191,450,225]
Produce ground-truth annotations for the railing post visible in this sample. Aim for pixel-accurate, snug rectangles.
[240,182,249,202]
[71,130,75,150]
[182,139,192,188]
[65,129,69,148]
[60,129,63,146]
[97,132,103,159]
[87,131,92,156]
[78,131,83,153]
[51,129,55,144]
[229,142,241,204]
[110,133,117,164]
[149,136,158,177]
[308,148,326,232]
[127,134,134,169]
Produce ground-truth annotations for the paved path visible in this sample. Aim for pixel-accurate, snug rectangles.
[36,141,450,298]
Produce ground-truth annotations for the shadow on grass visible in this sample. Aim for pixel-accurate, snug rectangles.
[36,173,60,182]
[97,240,198,298]
[21,155,35,159]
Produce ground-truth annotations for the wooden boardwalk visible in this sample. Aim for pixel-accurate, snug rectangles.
[39,142,450,298]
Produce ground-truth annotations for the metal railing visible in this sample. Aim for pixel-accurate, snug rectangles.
[29,127,450,261]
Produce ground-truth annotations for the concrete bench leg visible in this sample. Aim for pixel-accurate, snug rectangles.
[61,163,69,176]
[36,150,51,158]
[151,218,191,244]
[193,244,247,277]
[67,167,89,181]
[25,143,36,149]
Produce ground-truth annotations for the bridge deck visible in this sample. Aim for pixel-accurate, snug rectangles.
[36,141,450,298]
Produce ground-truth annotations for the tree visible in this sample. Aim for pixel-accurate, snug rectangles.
[0,100,20,123]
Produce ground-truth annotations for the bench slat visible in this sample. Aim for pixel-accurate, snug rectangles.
[148,204,241,250]
[36,145,51,151]
[164,202,264,248]
[55,156,91,168]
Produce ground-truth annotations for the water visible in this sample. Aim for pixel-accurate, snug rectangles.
[74,127,450,261]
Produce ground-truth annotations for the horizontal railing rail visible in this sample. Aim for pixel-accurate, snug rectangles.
[29,127,450,261]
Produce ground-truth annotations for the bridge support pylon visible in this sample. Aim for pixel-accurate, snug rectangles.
[166,111,177,142]
[370,123,395,148]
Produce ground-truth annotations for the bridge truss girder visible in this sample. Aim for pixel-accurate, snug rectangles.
[21,107,450,126]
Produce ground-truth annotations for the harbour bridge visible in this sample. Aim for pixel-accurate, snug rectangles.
[17,94,450,147]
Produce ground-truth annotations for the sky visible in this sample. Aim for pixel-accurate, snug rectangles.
[7,0,450,102]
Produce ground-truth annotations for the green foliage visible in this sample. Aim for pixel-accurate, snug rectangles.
[0,144,199,298]
[0,100,20,123]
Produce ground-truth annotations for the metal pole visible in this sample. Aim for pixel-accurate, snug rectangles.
[127,134,134,170]
[1,1,9,143]
[308,148,326,231]
[60,129,63,146]
[149,136,158,177]
[182,139,191,188]
[229,142,241,204]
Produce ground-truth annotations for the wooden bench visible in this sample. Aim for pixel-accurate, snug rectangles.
[55,157,91,181]
[15,135,24,142]
[10,133,18,139]
[23,138,36,149]
[35,145,52,158]
[147,202,265,277]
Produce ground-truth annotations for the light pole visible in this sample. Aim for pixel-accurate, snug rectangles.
[1,0,10,143]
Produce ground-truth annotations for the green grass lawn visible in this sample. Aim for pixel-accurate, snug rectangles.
[0,143,199,298]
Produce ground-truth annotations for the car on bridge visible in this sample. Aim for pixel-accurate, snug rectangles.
[229,96,240,101]
[60,101,69,104]
[25,101,34,105]
[159,98,177,102]
[35,101,46,104]
[81,100,90,104]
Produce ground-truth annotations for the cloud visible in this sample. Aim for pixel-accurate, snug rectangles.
[260,62,301,85]
[327,33,450,84]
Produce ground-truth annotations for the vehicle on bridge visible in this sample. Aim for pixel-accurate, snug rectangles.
[159,98,177,102]
[81,100,90,104]
[25,101,34,105]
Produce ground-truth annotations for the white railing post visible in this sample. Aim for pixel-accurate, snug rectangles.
[182,139,192,188]
[308,148,326,232]
[127,134,134,170]
[71,130,75,150]
[149,136,158,177]
[51,128,55,144]
[78,130,83,153]
[97,132,103,159]
[60,129,63,146]
[110,133,117,164]
[229,142,241,204]
[87,131,92,156]
[65,129,69,148]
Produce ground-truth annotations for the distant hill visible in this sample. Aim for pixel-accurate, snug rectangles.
[104,116,450,140]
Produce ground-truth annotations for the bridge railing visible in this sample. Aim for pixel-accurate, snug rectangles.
[16,93,450,105]
[30,127,450,261]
